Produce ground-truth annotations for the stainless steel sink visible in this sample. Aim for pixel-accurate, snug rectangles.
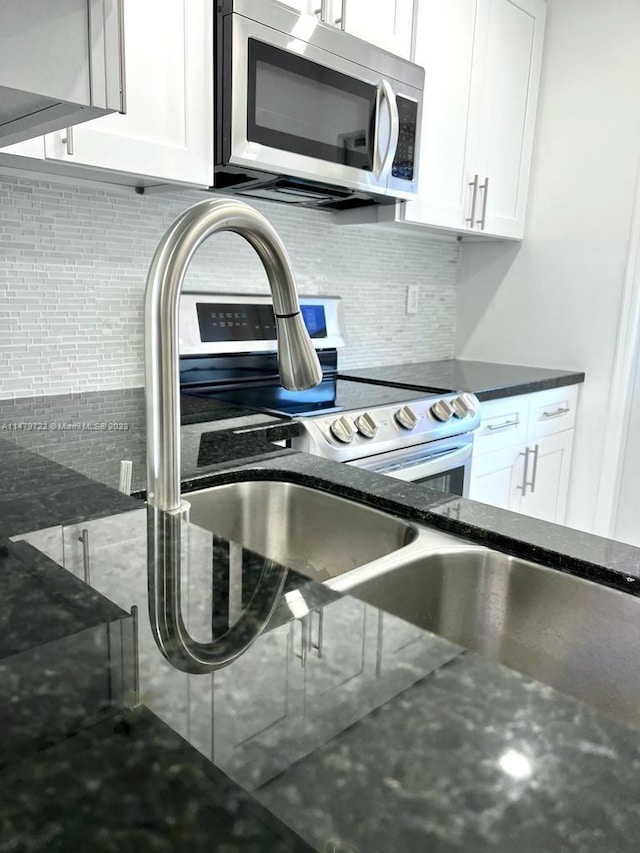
[185,480,417,579]
[186,480,640,728]
[326,533,640,730]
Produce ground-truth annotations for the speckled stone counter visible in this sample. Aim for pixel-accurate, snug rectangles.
[3,389,640,851]
[0,387,299,498]
[340,359,585,401]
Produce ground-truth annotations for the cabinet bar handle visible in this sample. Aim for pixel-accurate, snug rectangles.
[78,528,91,583]
[486,418,519,431]
[294,615,310,668]
[62,127,74,156]
[315,0,331,21]
[477,176,489,229]
[334,0,347,29]
[542,406,570,419]
[131,604,140,706]
[529,443,540,494]
[117,0,127,114]
[311,609,324,658]
[517,448,530,494]
[466,174,479,226]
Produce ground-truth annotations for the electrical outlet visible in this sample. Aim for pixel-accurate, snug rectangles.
[406,284,419,315]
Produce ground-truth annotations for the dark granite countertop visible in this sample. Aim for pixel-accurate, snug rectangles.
[340,359,585,401]
[2,387,640,850]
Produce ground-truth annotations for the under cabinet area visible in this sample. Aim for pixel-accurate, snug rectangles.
[469,385,578,524]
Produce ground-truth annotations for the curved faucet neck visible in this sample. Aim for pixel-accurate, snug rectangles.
[143,198,321,512]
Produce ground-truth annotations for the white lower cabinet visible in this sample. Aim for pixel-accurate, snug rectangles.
[518,430,574,523]
[469,385,579,524]
[469,444,524,512]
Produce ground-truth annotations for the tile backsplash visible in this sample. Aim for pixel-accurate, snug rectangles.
[1,176,459,399]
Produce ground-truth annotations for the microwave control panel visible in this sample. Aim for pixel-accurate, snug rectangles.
[392,96,418,182]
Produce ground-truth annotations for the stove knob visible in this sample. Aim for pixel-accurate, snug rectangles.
[451,396,469,418]
[330,415,357,444]
[431,399,454,422]
[394,405,419,430]
[355,411,379,439]
[460,393,478,417]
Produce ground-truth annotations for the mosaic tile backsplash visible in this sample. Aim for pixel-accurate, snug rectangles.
[1,176,459,398]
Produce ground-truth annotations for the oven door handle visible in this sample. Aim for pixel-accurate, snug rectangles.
[374,79,399,180]
[370,443,473,482]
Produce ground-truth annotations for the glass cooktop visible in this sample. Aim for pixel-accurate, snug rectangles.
[184,378,436,418]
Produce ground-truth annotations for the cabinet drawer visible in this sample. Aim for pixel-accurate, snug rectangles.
[473,394,529,455]
[527,385,579,441]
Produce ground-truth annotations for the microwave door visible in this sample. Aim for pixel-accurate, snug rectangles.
[228,14,389,196]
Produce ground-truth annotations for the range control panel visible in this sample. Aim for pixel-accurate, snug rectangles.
[292,392,481,463]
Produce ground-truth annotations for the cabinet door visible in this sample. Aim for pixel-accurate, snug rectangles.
[212,621,301,788]
[44,0,213,187]
[0,138,46,159]
[279,0,315,13]
[468,444,525,511]
[474,0,546,237]
[402,0,478,230]
[303,598,372,718]
[0,0,121,147]
[11,525,64,563]
[342,0,414,58]
[520,431,574,524]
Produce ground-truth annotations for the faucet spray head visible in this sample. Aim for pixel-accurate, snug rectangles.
[275,310,323,391]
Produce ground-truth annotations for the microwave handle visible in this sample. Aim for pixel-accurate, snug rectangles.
[374,80,400,180]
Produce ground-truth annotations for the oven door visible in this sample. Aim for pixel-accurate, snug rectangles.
[349,437,473,497]
[221,6,421,199]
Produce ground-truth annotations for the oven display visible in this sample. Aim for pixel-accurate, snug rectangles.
[196,302,326,342]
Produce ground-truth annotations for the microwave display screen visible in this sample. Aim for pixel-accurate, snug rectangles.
[248,39,375,171]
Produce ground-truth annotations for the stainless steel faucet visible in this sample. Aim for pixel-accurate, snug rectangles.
[144,198,322,513]
[143,198,321,674]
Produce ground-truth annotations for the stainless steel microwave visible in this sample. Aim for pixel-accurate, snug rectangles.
[213,0,424,210]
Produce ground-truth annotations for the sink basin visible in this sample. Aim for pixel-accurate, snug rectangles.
[185,480,417,579]
[185,480,640,729]
[332,539,640,729]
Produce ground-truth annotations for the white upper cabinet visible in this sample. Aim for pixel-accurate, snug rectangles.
[43,0,213,187]
[0,0,123,147]
[402,0,546,239]
[278,0,316,13]
[0,138,45,159]
[314,0,414,58]
[472,0,546,237]
[340,0,415,59]
[402,0,478,231]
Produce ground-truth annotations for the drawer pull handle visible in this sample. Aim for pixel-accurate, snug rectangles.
[542,406,570,419]
[486,419,519,432]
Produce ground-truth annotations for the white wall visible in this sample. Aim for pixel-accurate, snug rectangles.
[0,176,460,399]
[455,0,640,533]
